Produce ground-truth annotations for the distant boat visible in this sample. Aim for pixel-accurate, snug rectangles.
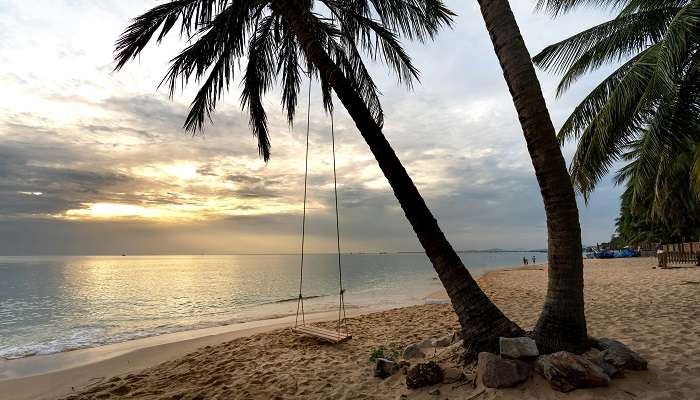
[593,250,615,259]
[590,248,639,259]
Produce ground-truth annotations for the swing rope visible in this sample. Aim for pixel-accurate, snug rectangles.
[294,75,349,339]
[294,76,312,329]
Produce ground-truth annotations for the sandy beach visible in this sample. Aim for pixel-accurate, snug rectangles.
[3,257,699,400]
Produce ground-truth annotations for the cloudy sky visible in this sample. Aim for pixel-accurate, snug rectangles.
[0,0,623,255]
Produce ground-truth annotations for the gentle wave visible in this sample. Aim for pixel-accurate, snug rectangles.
[0,299,346,360]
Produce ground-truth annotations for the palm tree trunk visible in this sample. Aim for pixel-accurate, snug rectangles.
[272,2,523,358]
[477,0,588,353]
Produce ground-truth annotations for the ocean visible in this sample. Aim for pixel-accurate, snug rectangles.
[0,252,546,359]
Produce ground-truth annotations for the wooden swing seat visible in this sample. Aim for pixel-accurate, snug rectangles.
[293,324,351,344]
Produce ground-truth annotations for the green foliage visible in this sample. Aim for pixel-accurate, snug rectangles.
[533,0,700,242]
[115,0,454,162]
[369,344,401,363]
[614,163,700,244]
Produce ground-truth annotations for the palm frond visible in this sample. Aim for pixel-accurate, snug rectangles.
[312,15,385,125]
[323,0,420,86]
[241,14,276,161]
[363,0,455,41]
[535,0,686,16]
[161,3,261,133]
[114,0,231,70]
[277,22,301,125]
[533,7,678,95]
[567,46,662,196]
[557,53,641,144]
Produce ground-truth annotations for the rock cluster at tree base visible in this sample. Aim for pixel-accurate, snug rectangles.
[395,334,648,394]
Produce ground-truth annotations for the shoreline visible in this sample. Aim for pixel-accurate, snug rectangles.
[0,307,390,400]
[0,305,393,382]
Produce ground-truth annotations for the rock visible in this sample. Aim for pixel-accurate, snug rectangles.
[428,388,440,396]
[535,351,611,392]
[403,338,436,360]
[435,339,466,365]
[596,338,648,371]
[403,343,427,360]
[374,358,399,379]
[442,367,464,384]
[406,361,444,389]
[477,352,530,389]
[399,360,411,375]
[435,332,458,347]
[499,337,539,360]
[583,348,621,378]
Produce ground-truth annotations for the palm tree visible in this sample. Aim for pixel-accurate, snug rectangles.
[474,0,589,353]
[532,0,700,199]
[115,0,523,357]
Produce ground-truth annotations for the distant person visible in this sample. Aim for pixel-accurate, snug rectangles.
[523,257,528,265]
[532,255,536,264]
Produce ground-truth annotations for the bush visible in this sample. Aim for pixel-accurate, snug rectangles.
[369,344,401,363]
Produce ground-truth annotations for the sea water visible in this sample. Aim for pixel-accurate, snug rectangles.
[0,252,545,359]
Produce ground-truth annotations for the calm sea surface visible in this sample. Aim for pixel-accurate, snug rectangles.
[0,252,545,359]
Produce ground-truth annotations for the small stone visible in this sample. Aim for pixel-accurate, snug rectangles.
[442,367,464,383]
[477,352,530,389]
[596,338,648,371]
[583,348,621,378]
[403,343,427,360]
[435,339,464,362]
[398,360,411,375]
[403,338,436,360]
[406,361,444,389]
[374,358,399,379]
[535,351,610,392]
[499,337,539,360]
[428,388,440,395]
[435,332,458,347]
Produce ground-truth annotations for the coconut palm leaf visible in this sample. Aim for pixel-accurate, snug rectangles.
[535,0,700,240]
[533,6,679,95]
[114,0,453,161]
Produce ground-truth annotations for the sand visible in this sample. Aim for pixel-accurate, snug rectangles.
[3,257,700,400]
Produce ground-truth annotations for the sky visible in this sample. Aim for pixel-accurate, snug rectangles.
[0,0,624,255]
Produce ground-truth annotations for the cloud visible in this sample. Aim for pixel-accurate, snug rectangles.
[0,0,624,254]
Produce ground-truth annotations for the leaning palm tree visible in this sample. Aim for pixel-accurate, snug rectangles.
[474,0,589,353]
[115,0,523,357]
